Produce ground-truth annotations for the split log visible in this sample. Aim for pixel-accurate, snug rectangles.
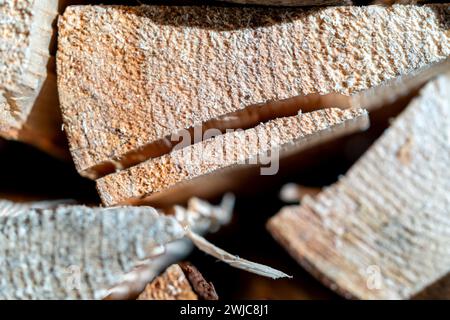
[0,194,285,299]
[0,0,71,158]
[0,197,232,299]
[279,183,321,203]
[137,263,218,300]
[57,4,450,179]
[238,274,334,300]
[267,72,450,299]
[137,264,198,300]
[97,108,369,206]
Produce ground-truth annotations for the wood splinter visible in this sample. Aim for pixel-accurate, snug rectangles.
[267,72,450,300]
[0,196,231,300]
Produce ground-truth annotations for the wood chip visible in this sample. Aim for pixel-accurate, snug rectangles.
[57,5,450,178]
[267,72,450,299]
[0,194,287,299]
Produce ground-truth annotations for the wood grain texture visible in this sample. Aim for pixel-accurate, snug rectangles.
[57,4,450,177]
[0,0,68,158]
[137,264,198,300]
[0,196,231,299]
[0,205,182,299]
[97,108,368,206]
[267,73,450,299]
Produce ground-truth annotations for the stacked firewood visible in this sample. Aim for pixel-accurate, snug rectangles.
[0,0,448,299]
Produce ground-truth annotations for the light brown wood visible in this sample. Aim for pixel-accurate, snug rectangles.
[97,108,368,206]
[0,0,69,158]
[57,5,450,178]
[137,264,198,300]
[267,73,450,299]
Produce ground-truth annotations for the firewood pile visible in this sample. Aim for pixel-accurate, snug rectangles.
[0,0,448,300]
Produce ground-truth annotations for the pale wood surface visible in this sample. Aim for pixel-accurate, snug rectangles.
[57,4,450,177]
[0,0,68,158]
[137,264,198,300]
[267,73,450,299]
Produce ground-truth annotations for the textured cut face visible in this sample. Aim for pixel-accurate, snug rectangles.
[267,72,450,299]
[57,5,450,179]
[0,0,35,130]
[0,0,58,138]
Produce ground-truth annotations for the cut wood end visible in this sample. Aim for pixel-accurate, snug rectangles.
[0,0,56,92]
[267,72,450,300]
[57,4,449,176]
[96,108,369,206]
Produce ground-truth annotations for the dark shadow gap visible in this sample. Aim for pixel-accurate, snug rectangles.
[83,92,354,179]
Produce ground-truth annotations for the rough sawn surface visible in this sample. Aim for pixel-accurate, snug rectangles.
[267,73,450,299]
[57,4,450,176]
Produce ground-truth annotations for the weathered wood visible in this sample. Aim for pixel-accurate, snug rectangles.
[267,73,450,299]
[97,108,368,206]
[0,0,69,158]
[57,5,450,179]
[0,197,74,215]
[0,197,232,299]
